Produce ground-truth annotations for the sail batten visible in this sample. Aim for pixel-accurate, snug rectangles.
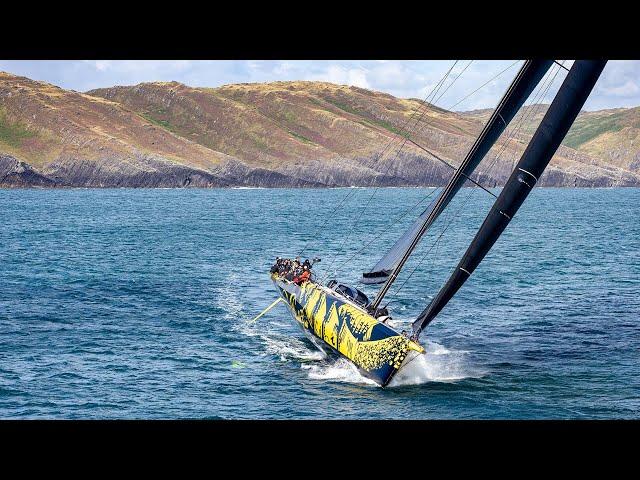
[368,60,554,308]
[411,60,608,339]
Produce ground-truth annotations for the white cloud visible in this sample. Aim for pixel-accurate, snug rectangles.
[310,64,371,88]
[603,79,640,97]
[0,59,638,111]
[273,61,294,75]
[92,60,112,72]
[586,60,640,109]
[366,62,413,89]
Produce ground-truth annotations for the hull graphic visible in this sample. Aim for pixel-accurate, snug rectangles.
[271,274,424,386]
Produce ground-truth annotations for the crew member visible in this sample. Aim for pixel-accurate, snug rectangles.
[294,265,311,285]
[270,257,281,274]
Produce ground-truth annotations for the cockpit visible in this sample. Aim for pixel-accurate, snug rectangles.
[327,280,370,308]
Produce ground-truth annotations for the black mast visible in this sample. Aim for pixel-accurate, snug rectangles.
[370,60,554,311]
[412,60,607,339]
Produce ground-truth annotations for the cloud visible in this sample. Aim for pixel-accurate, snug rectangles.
[92,60,112,72]
[83,60,193,76]
[307,64,371,88]
[0,59,638,111]
[603,79,640,97]
[586,60,640,109]
[273,61,294,75]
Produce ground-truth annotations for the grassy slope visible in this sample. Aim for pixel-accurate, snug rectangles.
[461,105,640,171]
[87,81,482,171]
[0,72,232,174]
[1,71,638,186]
[89,81,640,184]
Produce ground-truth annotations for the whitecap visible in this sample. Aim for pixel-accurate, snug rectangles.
[302,359,377,386]
[263,335,327,362]
[388,340,486,387]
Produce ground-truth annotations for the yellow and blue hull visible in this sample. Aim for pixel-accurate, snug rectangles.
[271,274,424,386]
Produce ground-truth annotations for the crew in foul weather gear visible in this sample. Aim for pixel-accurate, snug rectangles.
[272,256,315,284]
[293,266,311,285]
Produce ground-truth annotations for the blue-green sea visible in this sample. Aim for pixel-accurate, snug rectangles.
[0,187,638,418]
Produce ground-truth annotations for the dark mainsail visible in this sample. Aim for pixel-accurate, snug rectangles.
[368,60,554,307]
[411,60,607,339]
[362,195,439,284]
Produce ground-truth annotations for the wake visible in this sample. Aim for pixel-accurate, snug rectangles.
[227,275,484,387]
[303,340,486,388]
[387,340,487,387]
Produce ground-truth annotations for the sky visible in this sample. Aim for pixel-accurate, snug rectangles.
[0,60,638,111]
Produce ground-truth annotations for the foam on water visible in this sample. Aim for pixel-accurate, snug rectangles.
[235,315,326,362]
[230,283,484,387]
[388,340,486,387]
[219,272,245,323]
[2,188,638,418]
[223,247,483,388]
[295,338,484,388]
[263,335,327,362]
[295,337,484,388]
[229,288,327,363]
[302,359,378,386]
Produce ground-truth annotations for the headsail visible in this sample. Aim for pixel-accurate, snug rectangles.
[411,60,607,340]
[368,60,554,307]
[362,196,439,284]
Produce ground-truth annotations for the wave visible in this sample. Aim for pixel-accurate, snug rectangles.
[228,268,484,388]
[388,340,486,387]
[227,277,326,362]
[302,359,377,386]
[295,339,485,388]
[298,339,485,388]
[263,334,326,362]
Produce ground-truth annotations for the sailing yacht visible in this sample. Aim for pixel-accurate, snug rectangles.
[269,60,607,387]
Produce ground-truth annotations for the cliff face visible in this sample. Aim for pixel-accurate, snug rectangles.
[1,71,639,188]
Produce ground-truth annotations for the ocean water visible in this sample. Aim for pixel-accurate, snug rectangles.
[0,187,638,419]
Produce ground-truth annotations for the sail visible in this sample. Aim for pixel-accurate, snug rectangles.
[362,197,438,284]
[368,60,554,306]
[411,60,607,339]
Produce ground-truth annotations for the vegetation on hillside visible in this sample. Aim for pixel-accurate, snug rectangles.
[1,71,638,187]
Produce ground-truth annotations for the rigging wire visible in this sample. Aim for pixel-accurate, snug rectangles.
[211,58,513,192]
[318,62,475,279]
[471,63,561,185]
[365,60,469,173]
[383,62,568,305]
[354,59,522,208]
[445,60,522,111]
[400,60,521,145]
[417,64,565,288]
[386,64,566,302]
[327,187,441,280]
[320,61,527,281]
[297,60,460,257]
[405,139,498,197]
[313,62,467,274]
